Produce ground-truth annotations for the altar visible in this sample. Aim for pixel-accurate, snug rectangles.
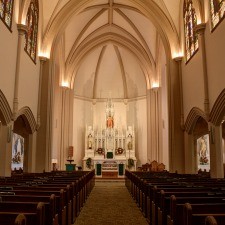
[83,99,136,177]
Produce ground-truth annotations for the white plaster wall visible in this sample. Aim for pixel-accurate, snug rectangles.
[0,3,40,119]
[205,21,225,107]
[182,51,205,120]
[72,98,93,167]
[19,52,40,118]
[127,98,147,167]
[0,14,18,109]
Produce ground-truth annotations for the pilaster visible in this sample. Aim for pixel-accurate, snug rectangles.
[12,24,28,120]
[194,23,210,119]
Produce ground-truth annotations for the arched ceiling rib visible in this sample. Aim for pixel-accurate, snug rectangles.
[41,0,181,99]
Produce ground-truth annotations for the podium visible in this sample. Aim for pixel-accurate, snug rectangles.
[65,163,76,171]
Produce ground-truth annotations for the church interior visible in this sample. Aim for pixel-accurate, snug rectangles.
[1,0,225,224]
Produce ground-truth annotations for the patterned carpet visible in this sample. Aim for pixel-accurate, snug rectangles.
[74,180,148,225]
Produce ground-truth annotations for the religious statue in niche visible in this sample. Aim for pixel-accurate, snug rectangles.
[106,115,114,128]
[198,135,209,165]
[88,134,93,149]
[127,134,132,150]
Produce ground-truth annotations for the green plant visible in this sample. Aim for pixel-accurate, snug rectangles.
[128,158,134,169]
[86,158,92,169]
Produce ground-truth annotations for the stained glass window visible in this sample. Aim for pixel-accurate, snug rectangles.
[0,0,14,30]
[210,0,225,29]
[24,0,39,63]
[183,0,198,62]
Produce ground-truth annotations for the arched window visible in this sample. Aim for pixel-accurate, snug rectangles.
[183,0,198,62]
[24,0,39,63]
[210,0,225,29]
[0,0,14,31]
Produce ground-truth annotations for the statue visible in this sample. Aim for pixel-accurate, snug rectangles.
[88,134,93,149]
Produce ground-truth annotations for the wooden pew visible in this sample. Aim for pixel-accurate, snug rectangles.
[166,195,225,225]
[0,194,58,225]
[0,189,66,225]
[0,202,44,225]
[183,203,225,225]
[205,216,218,225]
[15,213,26,225]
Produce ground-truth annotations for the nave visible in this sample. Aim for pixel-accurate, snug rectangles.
[74,180,148,225]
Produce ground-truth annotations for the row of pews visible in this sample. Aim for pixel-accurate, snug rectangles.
[0,170,95,225]
[125,170,225,225]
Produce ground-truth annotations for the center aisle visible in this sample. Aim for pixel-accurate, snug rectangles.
[74,180,148,225]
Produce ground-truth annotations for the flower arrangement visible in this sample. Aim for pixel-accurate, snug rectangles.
[86,157,92,169]
[199,156,208,165]
[96,148,104,155]
[115,147,124,155]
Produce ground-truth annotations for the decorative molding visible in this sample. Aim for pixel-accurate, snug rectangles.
[209,89,225,126]
[17,24,28,35]
[16,106,37,134]
[194,23,206,35]
[185,107,207,134]
[0,90,13,125]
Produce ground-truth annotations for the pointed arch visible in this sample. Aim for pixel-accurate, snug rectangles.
[16,107,37,134]
[185,107,207,134]
[0,90,12,125]
[210,89,225,126]
[41,0,180,59]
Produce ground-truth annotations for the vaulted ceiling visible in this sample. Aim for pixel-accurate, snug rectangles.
[42,0,181,99]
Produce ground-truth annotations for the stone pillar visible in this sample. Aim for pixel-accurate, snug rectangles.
[194,23,210,118]
[37,56,48,129]
[146,89,151,163]
[174,56,184,130]
[13,24,28,120]
[0,124,13,176]
[209,123,224,178]
[59,86,70,170]
[148,87,161,162]
[184,131,197,174]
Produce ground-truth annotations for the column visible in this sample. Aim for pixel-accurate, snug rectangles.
[148,87,161,162]
[194,23,210,118]
[37,56,48,129]
[13,24,28,119]
[59,86,69,169]
[0,124,13,176]
[209,123,224,178]
[174,56,184,130]
[184,131,196,174]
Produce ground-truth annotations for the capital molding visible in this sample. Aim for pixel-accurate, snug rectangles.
[39,56,48,63]
[194,23,206,35]
[17,24,28,35]
[173,56,183,62]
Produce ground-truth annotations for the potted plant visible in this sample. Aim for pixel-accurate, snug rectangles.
[86,157,92,169]
[128,158,134,169]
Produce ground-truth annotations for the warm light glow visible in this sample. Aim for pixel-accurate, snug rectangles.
[152,82,159,88]
[61,81,70,88]
[173,51,184,59]
[52,159,58,164]
[38,51,50,59]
